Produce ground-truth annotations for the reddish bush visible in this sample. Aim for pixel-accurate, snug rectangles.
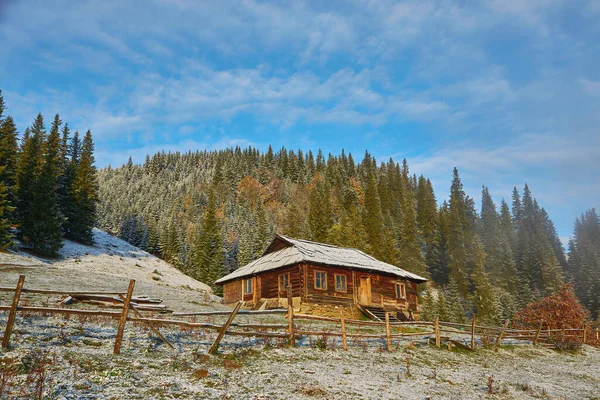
[513,284,597,349]
[514,284,589,330]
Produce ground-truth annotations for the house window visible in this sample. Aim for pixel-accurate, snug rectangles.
[279,273,290,291]
[395,282,406,299]
[243,279,253,295]
[314,271,327,290]
[335,274,347,292]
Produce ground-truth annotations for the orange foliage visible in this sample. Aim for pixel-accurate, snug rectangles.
[514,284,589,330]
[236,176,263,210]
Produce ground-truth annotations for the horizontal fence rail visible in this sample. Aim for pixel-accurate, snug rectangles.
[1,275,598,354]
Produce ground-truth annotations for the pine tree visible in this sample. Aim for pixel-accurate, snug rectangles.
[192,190,224,292]
[445,278,466,323]
[70,130,98,243]
[17,114,61,254]
[420,287,437,322]
[397,166,428,277]
[0,169,14,248]
[436,289,450,321]
[308,176,333,242]
[60,130,80,238]
[0,115,18,211]
[30,114,64,255]
[447,168,469,296]
[363,166,385,259]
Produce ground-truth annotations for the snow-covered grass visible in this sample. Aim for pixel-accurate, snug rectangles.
[1,312,599,399]
[0,228,220,311]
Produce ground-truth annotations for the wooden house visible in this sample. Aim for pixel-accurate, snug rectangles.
[215,234,428,320]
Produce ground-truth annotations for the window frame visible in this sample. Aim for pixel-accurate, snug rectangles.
[334,274,347,292]
[314,270,327,290]
[243,278,253,295]
[395,282,406,299]
[278,272,290,292]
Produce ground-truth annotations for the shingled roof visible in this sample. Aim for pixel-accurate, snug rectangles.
[215,234,428,284]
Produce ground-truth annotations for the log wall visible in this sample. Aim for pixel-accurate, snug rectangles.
[221,263,420,312]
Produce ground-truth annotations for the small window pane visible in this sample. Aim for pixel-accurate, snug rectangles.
[315,271,326,289]
[244,279,253,294]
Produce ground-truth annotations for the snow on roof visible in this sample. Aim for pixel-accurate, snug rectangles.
[215,234,428,284]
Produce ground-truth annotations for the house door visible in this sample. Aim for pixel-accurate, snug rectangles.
[358,276,371,306]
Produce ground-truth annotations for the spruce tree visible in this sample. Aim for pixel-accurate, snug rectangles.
[0,115,18,211]
[70,130,98,243]
[16,114,45,251]
[363,166,385,259]
[397,167,428,277]
[0,168,14,248]
[308,176,333,242]
[445,278,466,323]
[30,114,64,255]
[193,189,224,292]
[447,168,469,296]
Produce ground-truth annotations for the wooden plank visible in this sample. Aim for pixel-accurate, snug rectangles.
[120,295,174,350]
[533,320,543,346]
[114,279,135,355]
[209,301,243,355]
[385,312,392,352]
[340,309,347,351]
[495,320,509,349]
[471,315,476,350]
[287,284,295,347]
[450,339,473,351]
[434,316,440,348]
[2,275,25,349]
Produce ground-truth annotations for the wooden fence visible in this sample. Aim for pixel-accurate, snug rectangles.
[1,276,598,355]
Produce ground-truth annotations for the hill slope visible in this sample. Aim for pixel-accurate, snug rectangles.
[0,228,220,312]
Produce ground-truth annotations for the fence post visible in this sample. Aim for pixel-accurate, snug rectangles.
[209,301,243,355]
[2,275,25,349]
[113,279,135,355]
[533,320,543,346]
[582,323,587,344]
[385,312,392,352]
[340,309,347,351]
[471,315,476,350]
[495,320,509,349]
[287,284,295,347]
[434,316,440,348]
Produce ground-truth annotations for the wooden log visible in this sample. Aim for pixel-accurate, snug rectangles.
[385,312,392,352]
[287,284,295,347]
[495,320,510,349]
[17,306,120,317]
[340,309,347,351]
[0,287,127,296]
[114,279,135,355]
[224,330,289,338]
[471,315,476,350]
[434,316,440,348]
[172,309,287,317]
[2,275,25,349]
[534,320,543,346]
[293,313,433,327]
[209,301,243,355]
[120,295,174,350]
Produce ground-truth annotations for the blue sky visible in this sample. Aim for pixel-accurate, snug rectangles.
[1,0,599,242]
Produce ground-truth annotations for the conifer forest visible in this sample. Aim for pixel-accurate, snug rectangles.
[1,89,598,323]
